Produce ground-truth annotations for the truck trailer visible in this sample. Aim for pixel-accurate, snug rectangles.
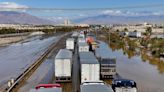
[78,38,86,43]
[54,49,72,82]
[78,42,89,52]
[80,81,114,92]
[79,52,100,83]
[66,38,75,51]
[100,58,116,79]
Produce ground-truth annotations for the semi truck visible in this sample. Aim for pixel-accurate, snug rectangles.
[95,48,116,79]
[79,52,100,83]
[78,38,86,43]
[80,81,114,92]
[100,58,116,79]
[78,42,89,52]
[66,38,75,51]
[54,49,72,82]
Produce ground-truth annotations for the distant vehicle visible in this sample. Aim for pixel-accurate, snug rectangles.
[78,38,86,43]
[79,31,85,38]
[86,36,94,44]
[54,49,72,82]
[81,81,114,92]
[112,79,137,92]
[79,52,100,83]
[91,41,98,51]
[71,32,79,38]
[66,38,75,51]
[78,42,89,52]
[30,84,62,92]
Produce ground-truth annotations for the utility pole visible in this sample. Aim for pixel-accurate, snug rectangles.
[162,27,164,38]
[108,27,111,44]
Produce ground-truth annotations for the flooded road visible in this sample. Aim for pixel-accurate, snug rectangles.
[18,59,54,92]
[17,33,72,92]
[98,41,164,92]
[0,34,62,90]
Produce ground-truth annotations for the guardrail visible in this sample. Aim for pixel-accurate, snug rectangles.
[6,34,68,92]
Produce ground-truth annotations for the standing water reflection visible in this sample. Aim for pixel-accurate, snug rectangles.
[97,32,164,92]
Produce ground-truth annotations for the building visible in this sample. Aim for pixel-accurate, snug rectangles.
[64,19,70,26]
[128,31,142,38]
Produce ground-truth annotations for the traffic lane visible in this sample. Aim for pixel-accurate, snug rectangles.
[72,40,80,92]
[49,33,73,92]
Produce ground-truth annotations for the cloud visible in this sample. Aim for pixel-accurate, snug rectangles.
[49,17,65,20]
[101,10,164,16]
[45,16,66,23]
[102,10,122,15]
[0,2,28,11]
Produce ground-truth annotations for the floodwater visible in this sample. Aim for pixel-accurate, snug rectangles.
[98,41,164,92]
[0,34,61,90]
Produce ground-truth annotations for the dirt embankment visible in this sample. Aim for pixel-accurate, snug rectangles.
[0,36,27,46]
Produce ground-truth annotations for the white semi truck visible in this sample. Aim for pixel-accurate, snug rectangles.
[54,49,72,82]
[81,81,114,92]
[79,52,100,83]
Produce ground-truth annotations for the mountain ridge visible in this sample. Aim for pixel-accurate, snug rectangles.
[74,14,164,24]
[0,11,55,25]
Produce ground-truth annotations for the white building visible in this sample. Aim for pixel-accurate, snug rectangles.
[64,19,70,26]
[128,31,142,38]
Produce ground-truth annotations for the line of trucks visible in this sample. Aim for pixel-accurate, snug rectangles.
[30,31,137,92]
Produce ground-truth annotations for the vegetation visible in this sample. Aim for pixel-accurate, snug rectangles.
[123,28,128,32]
[0,26,86,34]
[116,29,120,32]
[109,31,164,58]
[145,27,152,36]
[149,38,164,57]
[140,38,150,48]
[140,37,164,57]
[0,28,31,34]
[100,30,164,73]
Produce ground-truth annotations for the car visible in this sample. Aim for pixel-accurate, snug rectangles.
[112,79,137,92]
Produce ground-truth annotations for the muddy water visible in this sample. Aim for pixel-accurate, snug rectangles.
[98,41,164,92]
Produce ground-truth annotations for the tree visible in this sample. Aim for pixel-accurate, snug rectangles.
[145,27,152,36]
[134,30,137,32]
[116,29,120,32]
[123,28,128,32]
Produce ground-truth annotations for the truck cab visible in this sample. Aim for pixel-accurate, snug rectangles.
[30,84,62,92]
